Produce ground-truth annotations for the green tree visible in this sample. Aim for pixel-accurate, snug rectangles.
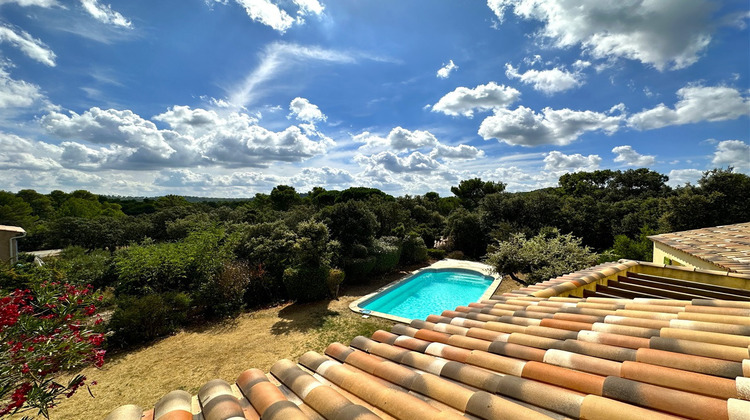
[269,185,302,211]
[0,191,37,228]
[319,200,378,249]
[446,208,487,259]
[486,228,598,285]
[451,178,506,210]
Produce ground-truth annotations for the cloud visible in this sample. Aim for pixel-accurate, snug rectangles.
[612,145,656,166]
[479,105,622,146]
[79,0,132,28]
[0,0,57,6]
[293,0,324,16]
[505,63,583,94]
[355,151,443,174]
[436,60,458,79]
[288,97,326,123]
[543,151,601,171]
[0,24,56,66]
[289,167,355,190]
[228,42,361,107]
[667,169,703,187]
[488,0,717,70]
[430,144,484,160]
[431,82,521,117]
[40,105,333,170]
[628,85,750,130]
[209,0,324,33]
[0,66,44,109]
[42,107,177,158]
[354,127,439,151]
[0,131,61,170]
[712,140,750,171]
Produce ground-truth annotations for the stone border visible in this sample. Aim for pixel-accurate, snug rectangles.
[349,259,502,323]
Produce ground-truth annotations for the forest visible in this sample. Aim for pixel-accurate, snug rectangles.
[1,167,749,416]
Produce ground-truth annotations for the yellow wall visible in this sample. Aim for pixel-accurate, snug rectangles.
[651,242,725,273]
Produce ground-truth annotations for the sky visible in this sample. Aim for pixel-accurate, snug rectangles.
[0,0,748,198]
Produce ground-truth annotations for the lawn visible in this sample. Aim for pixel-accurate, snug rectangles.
[42,271,405,419]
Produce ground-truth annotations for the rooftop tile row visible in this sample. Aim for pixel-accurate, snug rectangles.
[649,222,750,274]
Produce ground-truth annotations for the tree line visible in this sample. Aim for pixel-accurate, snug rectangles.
[1,167,748,417]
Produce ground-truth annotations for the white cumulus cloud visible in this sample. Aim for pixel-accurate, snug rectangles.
[354,127,439,151]
[0,66,44,108]
[628,85,750,130]
[0,131,61,170]
[712,140,750,171]
[355,151,443,174]
[612,145,656,166]
[209,0,324,33]
[436,60,458,79]
[431,144,484,160]
[667,169,703,187]
[488,0,717,70]
[79,0,132,28]
[288,97,327,123]
[544,151,601,171]
[505,63,583,94]
[431,82,521,117]
[479,105,622,146]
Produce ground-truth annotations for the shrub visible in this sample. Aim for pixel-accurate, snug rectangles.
[371,238,401,273]
[194,261,250,319]
[107,292,191,348]
[60,247,117,290]
[327,269,345,299]
[0,278,105,418]
[282,266,330,302]
[427,248,446,260]
[486,228,598,285]
[446,250,464,260]
[401,233,428,264]
[343,256,376,283]
[352,243,369,258]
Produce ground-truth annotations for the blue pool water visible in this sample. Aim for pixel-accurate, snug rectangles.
[361,269,494,320]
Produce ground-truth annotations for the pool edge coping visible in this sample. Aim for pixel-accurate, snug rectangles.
[349,259,503,323]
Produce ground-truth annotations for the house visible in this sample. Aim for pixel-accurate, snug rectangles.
[0,225,26,264]
[649,222,750,275]
[105,260,750,420]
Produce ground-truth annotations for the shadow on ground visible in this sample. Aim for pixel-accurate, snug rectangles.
[271,302,339,335]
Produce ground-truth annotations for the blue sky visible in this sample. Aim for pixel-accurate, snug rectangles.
[0,0,748,197]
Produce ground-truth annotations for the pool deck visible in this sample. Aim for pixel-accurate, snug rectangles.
[349,259,503,323]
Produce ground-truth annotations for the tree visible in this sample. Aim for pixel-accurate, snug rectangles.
[269,185,302,211]
[0,191,37,229]
[319,200,378,249]
[486,228,598,285]
[446,208,487,259]
[451,178,506,210]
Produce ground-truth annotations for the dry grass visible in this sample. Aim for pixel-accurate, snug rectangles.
[38,269,416,420]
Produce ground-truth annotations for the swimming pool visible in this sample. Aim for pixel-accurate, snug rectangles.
[352,266,498,321]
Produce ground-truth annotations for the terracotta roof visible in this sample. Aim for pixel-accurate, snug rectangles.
[106,262,750,420]
[649,222,750,274]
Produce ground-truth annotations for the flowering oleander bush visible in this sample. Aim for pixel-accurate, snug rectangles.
[0,278,105,419]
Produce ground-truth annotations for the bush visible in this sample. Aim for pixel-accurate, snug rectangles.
[0,279,105,418]
[401,233,428,264]
[327,268,345,299]
[486,228,598,285]
[371,238,401,273]
[60,247,117,290]
[107,292,191,348]
[352,243,369,258]
[427,248,446,260]
[446,250,464,260]
[343,256,376,283]
[114,229,226,296]
[282,265,330,302]
[194,261,250,319]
